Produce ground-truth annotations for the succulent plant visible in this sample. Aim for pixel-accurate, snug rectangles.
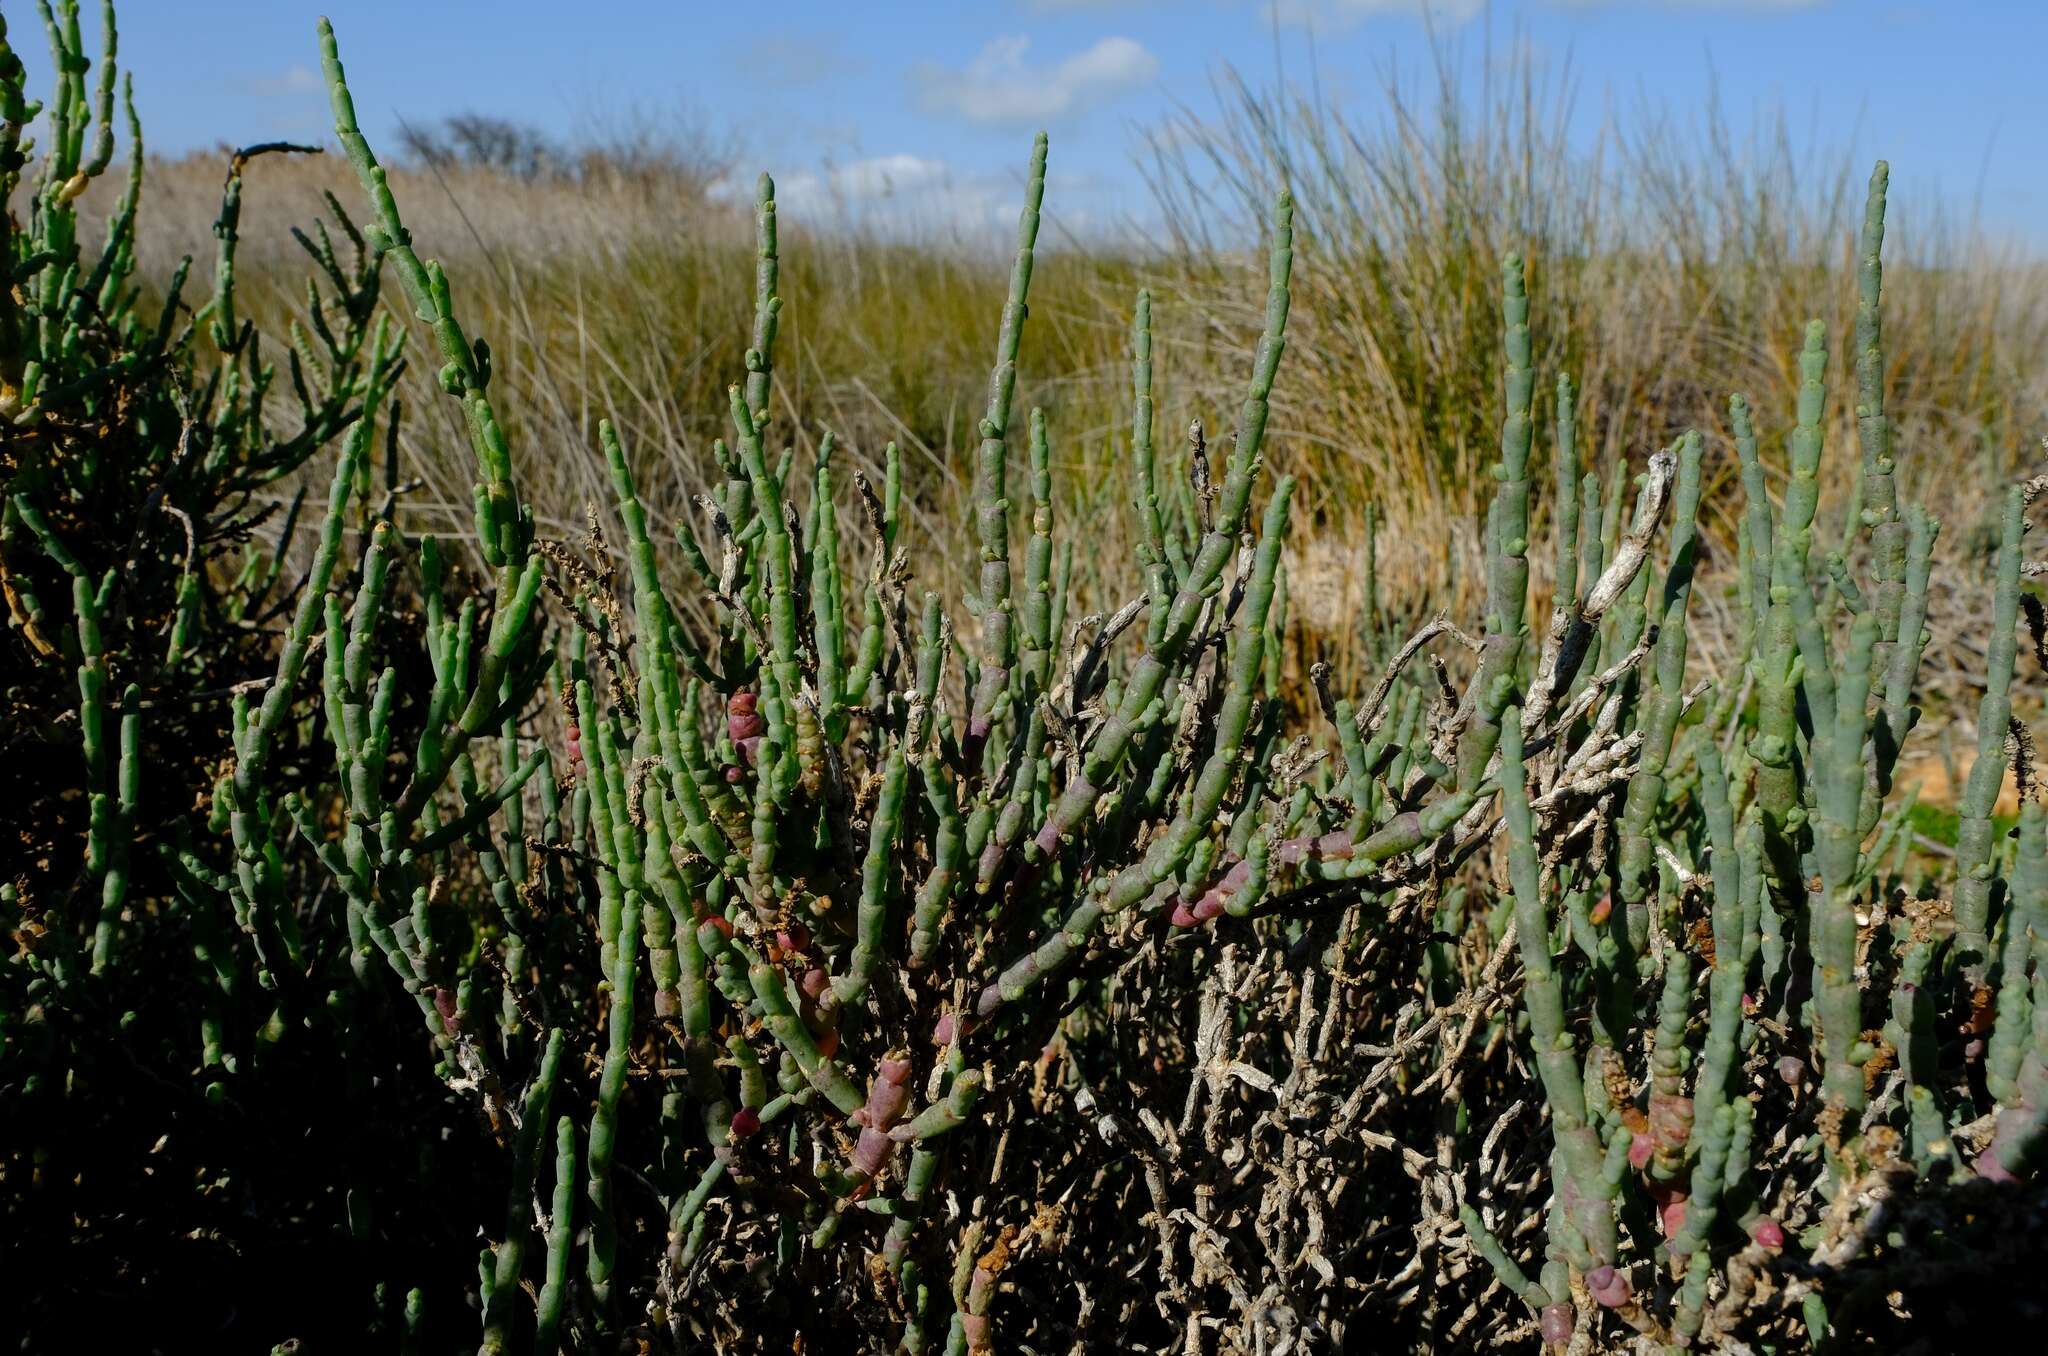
[8,8,2048,1353]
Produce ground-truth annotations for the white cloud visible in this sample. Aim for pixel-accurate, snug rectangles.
[914,35,1160,126]
[234,64,323,98]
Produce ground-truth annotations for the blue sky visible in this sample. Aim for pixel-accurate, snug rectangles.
[13,1,2045,246]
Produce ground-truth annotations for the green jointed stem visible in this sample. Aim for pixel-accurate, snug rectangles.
[834,744,908,1003]
[984,475,1295,1011]
[1735,389,1803,918]
[1500,707,1616,1266]
[1454,254,1536,795]
[236,420,365,786]
[1955,486,2023,981]
[1021,408,1055,692]
[532,1116,577,1355]
[749,960,861,1114]
[727,387,803,784]
[480,1027,564,1356]
[605,418,708,694]
[1782,322,1838,739]
[89,680,140,970]
[966,133,1047,751]
[586,873,640,1313]
[1648,889,1696,1181]
[810,434,846,731]
[1574,470,1604,640]
[1131,288,1176,608]
[1689,745,1756,1156]
[1878,506,1938,780]
[322,21,547,833]
[1672,1103,1737,1342]
[1616,431,1704,946]
[1005,190,1290,891]
[1551,373,1580,634]
[1980,971,2048,1183]
[1991,803,2048,1105]
[1814,613,1878,1114]
[1135,477,1295,884]
[71,563,107,957]
[902,1068,984,1142]
[1125,479,1295,891]
[1854,164,1906,649]
[1459,1205,1551,1309]
[224,422,368,977]
[971,410,1058,889]
[319,18,525,569]
[745,172,780,422]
